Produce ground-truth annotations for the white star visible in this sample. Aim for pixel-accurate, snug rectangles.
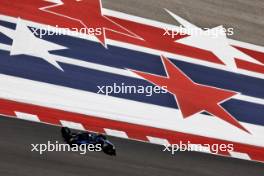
[10,18,66,71]
[165,9,262,71]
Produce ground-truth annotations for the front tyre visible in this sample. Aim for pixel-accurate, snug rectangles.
[102,144,116,156]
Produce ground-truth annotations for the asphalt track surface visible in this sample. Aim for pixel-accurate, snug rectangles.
[0,116,263,176]
[1,1,264,176]
[103,0,264,46]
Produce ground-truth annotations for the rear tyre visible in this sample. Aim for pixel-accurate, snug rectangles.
[102,144,116,156]
[61,127,72,142]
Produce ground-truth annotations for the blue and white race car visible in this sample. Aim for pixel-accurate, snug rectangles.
[61,127,116,156]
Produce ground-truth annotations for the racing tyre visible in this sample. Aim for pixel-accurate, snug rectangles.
[61,127,72,141]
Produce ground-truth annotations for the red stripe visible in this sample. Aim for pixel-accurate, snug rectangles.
[234,46,264,64]
[0,98,263,162]
[235,59,264,74]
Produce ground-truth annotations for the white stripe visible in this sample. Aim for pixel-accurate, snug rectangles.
[60,120,85,130]
[0,43,11,51]
[235,94,264,105]
[187,144,211,153]
[15,111,40,122]
[104,129,128,138]
[229,151,251,160]
[229,39,264,53]
[147,136,170,145]
[0,74,263,147]
[0,25,14,38]
[54,55,140,79]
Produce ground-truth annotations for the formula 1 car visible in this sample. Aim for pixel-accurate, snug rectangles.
[61,127,116,156]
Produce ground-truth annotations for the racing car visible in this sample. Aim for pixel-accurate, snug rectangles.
[61,127,116,156]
